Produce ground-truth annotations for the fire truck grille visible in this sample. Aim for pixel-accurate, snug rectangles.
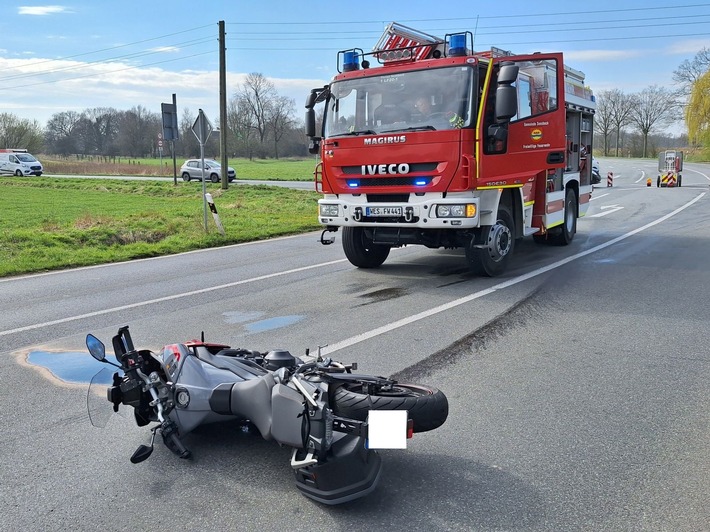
[367,194,410,203]
[342,163,438,175]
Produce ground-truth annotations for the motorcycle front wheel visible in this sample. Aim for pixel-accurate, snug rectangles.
[331,382,448,433]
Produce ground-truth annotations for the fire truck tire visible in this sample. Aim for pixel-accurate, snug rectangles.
[342,227,391,268]
[656,176,660,187]
[465,204,514,276]
[678,175,682,187]
[331,382,448,433]
[549,188,577,245]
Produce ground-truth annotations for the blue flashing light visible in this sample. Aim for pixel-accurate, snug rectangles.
[449,34,466,57]
[347,180,360,188]
[343,51,360,72]
[414,178,429,186]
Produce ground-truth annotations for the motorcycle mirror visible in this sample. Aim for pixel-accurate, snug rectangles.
[130,445,153,464]
[86,334,106,362]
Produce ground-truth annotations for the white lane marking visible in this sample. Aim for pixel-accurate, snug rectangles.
[590,192,610,201]
[0,259,347,337]
[321,192,706,355]
[685,167,710,182]
[2,193,705,343]
[590,204,625,217]
[635,170,646,184]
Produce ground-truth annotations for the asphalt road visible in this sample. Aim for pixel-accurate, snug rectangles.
[2,158,709,531]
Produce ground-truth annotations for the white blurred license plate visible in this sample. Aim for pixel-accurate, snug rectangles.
[366,206,402,217]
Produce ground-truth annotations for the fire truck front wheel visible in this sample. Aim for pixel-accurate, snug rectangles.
[549,188,577,246]
[342,227,391,268]
[466,205,515,277]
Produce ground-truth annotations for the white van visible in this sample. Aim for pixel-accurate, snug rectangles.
[0,152,43,176]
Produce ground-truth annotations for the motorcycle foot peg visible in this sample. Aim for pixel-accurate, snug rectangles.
[290,448,318,469]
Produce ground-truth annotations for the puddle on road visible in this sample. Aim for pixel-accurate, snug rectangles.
[26,350,119,385]
[244,315,304,333]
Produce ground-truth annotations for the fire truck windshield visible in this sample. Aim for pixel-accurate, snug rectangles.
[324,65,475,138]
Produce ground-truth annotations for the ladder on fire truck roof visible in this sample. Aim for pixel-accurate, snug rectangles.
[374,22,443,61]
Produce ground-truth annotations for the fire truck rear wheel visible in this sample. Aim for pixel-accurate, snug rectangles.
[342,227,391,268]
[549,188,577,245]
[466,204,514,277]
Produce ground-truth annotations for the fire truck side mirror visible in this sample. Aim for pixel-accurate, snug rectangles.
[305,109,317,138]
[497,63,519,85]
[494,63,519,122]
[495,85,517,122]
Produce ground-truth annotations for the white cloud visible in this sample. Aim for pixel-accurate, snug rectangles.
[666,39,710,56]
[149,46,181,54]
[18,5,68,16]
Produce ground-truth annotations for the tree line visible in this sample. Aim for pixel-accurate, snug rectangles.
[0,73,308,160]
[2,51,709,161]
[595,48,709,159]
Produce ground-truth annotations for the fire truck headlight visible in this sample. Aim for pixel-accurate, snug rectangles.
[320,204,340,217]
[436,204,476,218]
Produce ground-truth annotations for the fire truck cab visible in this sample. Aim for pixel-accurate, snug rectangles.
[306,23,595,276]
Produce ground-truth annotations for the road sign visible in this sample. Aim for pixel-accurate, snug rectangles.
[161,102,179,141]
[192,110,213,143]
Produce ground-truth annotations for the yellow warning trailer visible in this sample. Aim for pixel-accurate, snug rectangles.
[657,150,683,187]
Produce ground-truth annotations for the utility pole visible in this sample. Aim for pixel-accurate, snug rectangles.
[219,20,229,190]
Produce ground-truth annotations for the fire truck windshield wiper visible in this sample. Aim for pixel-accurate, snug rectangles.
[334,129,377,137]
[378,125,438,134]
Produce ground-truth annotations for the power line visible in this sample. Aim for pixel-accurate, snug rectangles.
[224,3,710,25]
[0,24,214,74]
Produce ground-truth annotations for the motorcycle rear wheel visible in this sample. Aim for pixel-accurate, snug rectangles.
[331,383,448,433]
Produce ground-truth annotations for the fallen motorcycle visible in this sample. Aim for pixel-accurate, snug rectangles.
[86,326,448,504]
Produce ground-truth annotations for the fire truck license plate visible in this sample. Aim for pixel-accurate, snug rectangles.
[366,206,402,217]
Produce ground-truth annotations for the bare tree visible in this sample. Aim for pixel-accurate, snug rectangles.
[227,95,259,160]
[0,113,44,152]
[594,90,614,156]
[116,106,160,157]
[267,96,295,159]
[629,86,677,158]
[45,111,82,154]
[606,89,635,156]
[76,107,120,155]
[177,107,199,158]
[234,73,278,149]
[673,48,710,96]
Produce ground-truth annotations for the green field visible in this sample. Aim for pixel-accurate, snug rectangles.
[0,177,322,277]
[41,156,320,181]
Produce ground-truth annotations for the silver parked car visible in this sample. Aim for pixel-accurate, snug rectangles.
[180,159,236,183]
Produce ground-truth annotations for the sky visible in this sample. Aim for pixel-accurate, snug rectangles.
[0,1,709,131]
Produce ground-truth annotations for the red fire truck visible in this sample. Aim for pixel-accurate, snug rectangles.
[306,23,596,276]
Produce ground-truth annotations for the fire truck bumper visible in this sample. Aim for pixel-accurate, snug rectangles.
[318,196,480,229]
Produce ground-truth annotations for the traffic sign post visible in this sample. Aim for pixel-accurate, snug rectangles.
[161,94,179,184]
[192,109,214,233]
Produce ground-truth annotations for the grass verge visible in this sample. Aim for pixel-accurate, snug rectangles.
[0,177,321,277]
[41,156,319,181]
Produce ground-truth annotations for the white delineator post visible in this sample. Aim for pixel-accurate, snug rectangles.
[205,193,225,235]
